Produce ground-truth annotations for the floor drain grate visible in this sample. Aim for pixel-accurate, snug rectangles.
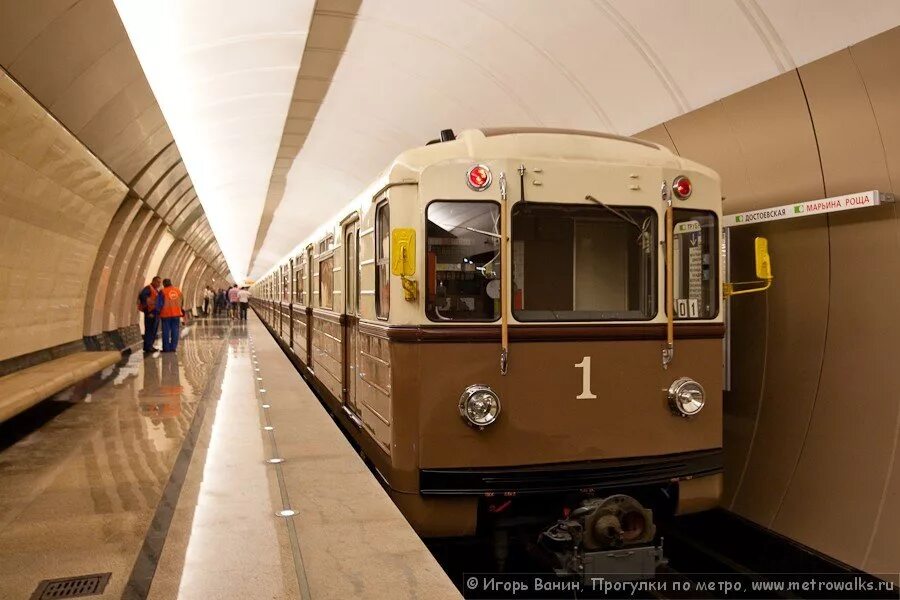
[31,573,111,599]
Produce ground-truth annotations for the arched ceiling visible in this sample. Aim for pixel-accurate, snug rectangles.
[113,0,900,280]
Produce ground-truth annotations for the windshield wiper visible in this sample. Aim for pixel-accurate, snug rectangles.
[464,226,501,239]
[584,195,644,231]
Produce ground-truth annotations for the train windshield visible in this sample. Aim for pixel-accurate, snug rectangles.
[673,210,718,319]
[426,201,501,321]
[512,202,657,321]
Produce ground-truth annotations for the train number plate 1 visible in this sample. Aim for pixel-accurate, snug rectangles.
[574,357,597,400]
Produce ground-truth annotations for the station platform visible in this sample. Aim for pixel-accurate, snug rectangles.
[0,315,459,599]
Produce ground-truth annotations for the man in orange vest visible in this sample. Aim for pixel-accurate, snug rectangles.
[159,278,187,352]
[138,276,162,353]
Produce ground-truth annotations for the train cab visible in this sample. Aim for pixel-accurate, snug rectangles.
[253,128,727,567]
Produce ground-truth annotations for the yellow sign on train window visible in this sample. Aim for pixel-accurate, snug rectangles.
[391,228,416,277]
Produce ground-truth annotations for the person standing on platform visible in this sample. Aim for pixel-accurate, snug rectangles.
[238,286,251,321]
[160,278,187,352]
[203,286,213,316]
[138,276,162,353]
[215,288,226,316]
[227,285,240,319]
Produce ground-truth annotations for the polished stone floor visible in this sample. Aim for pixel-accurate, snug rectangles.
[0,318,299,599]
[0,314,458,600]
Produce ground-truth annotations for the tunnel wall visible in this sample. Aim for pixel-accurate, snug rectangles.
[637,26,900,574]
[0,71,125,361]
[0,0,230,367]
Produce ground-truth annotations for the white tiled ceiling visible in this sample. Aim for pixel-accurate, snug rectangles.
[113,0,315,281]
[116,0,900,280]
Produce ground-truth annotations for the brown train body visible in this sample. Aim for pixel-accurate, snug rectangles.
[252,128,725,537]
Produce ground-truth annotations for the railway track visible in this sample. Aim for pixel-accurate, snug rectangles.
[430,509,897,599]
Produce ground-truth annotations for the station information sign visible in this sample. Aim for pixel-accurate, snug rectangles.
[723,190,893,228]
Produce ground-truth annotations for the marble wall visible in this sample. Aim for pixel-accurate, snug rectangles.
[0,71,125,360]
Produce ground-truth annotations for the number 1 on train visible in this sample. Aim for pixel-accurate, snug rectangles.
[575,356,597,399]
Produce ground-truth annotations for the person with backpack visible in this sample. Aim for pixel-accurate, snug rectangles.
[137,276,162,353]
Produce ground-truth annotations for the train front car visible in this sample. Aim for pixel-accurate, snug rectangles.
[383,129,724,577]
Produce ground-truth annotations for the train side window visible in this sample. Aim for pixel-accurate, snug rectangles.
[289,259,295,303]
[319,254,334,309]
[426,201,501,322]
[672,210,718,319]
[375,201,390,320]
[294,255,306,306]
[512,202,657,321]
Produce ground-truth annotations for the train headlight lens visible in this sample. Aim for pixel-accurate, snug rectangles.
[668,377,705,417]
[459,385,501,428]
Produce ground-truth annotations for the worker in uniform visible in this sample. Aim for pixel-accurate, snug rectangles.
[137,276,162,353]
[159,278,187,352]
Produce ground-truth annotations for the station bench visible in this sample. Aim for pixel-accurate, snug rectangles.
[0,351,122,423]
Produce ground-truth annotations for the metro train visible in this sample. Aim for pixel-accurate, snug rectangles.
[252,127,767,576]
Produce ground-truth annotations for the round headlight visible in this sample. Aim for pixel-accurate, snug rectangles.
[459,384,501,428]
[667,377,705,417]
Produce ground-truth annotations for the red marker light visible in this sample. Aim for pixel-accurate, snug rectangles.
[673,175,692,200]
[466,164,492,191]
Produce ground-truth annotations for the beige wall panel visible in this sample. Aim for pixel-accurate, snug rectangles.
[0,71,124,360]
[719,72,824,213]
[664,101,749,208]
[726,218,829,525]
[177,254,197,292]
[167,190,196,223]
[145,230,175,284]
[0,0,79,65]
[633,123,678,155]
[50,39,143,132]
[851,27,900,194]
[113,211,159,328]
[132,141,179,197]
[125,218,165,321]
[100,110,170,181]
[159,241,187,281]
[174,206,202,238]
[156,175,192,218]
[799,50,891,196]
[773,204,900,569]
[102,207,151,330]
[77,78,157,155]
[6,0,124,104]
[83,195,141,336]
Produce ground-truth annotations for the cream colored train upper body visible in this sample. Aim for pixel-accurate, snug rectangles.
[254,127,723,327]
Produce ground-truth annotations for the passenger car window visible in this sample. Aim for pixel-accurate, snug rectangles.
[319,255,333,309]
[426,201,501,321]
[512,202,656,321]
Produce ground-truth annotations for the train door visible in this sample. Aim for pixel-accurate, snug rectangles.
[306,245,314,366]
[343,219,361,416]
[288,258,295,349]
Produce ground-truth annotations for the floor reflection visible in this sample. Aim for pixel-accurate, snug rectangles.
[0,317,236,599]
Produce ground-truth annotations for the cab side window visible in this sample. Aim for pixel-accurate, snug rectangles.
[375,202,390,320]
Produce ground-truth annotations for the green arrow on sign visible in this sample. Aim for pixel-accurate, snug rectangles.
[793,204,804,214]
